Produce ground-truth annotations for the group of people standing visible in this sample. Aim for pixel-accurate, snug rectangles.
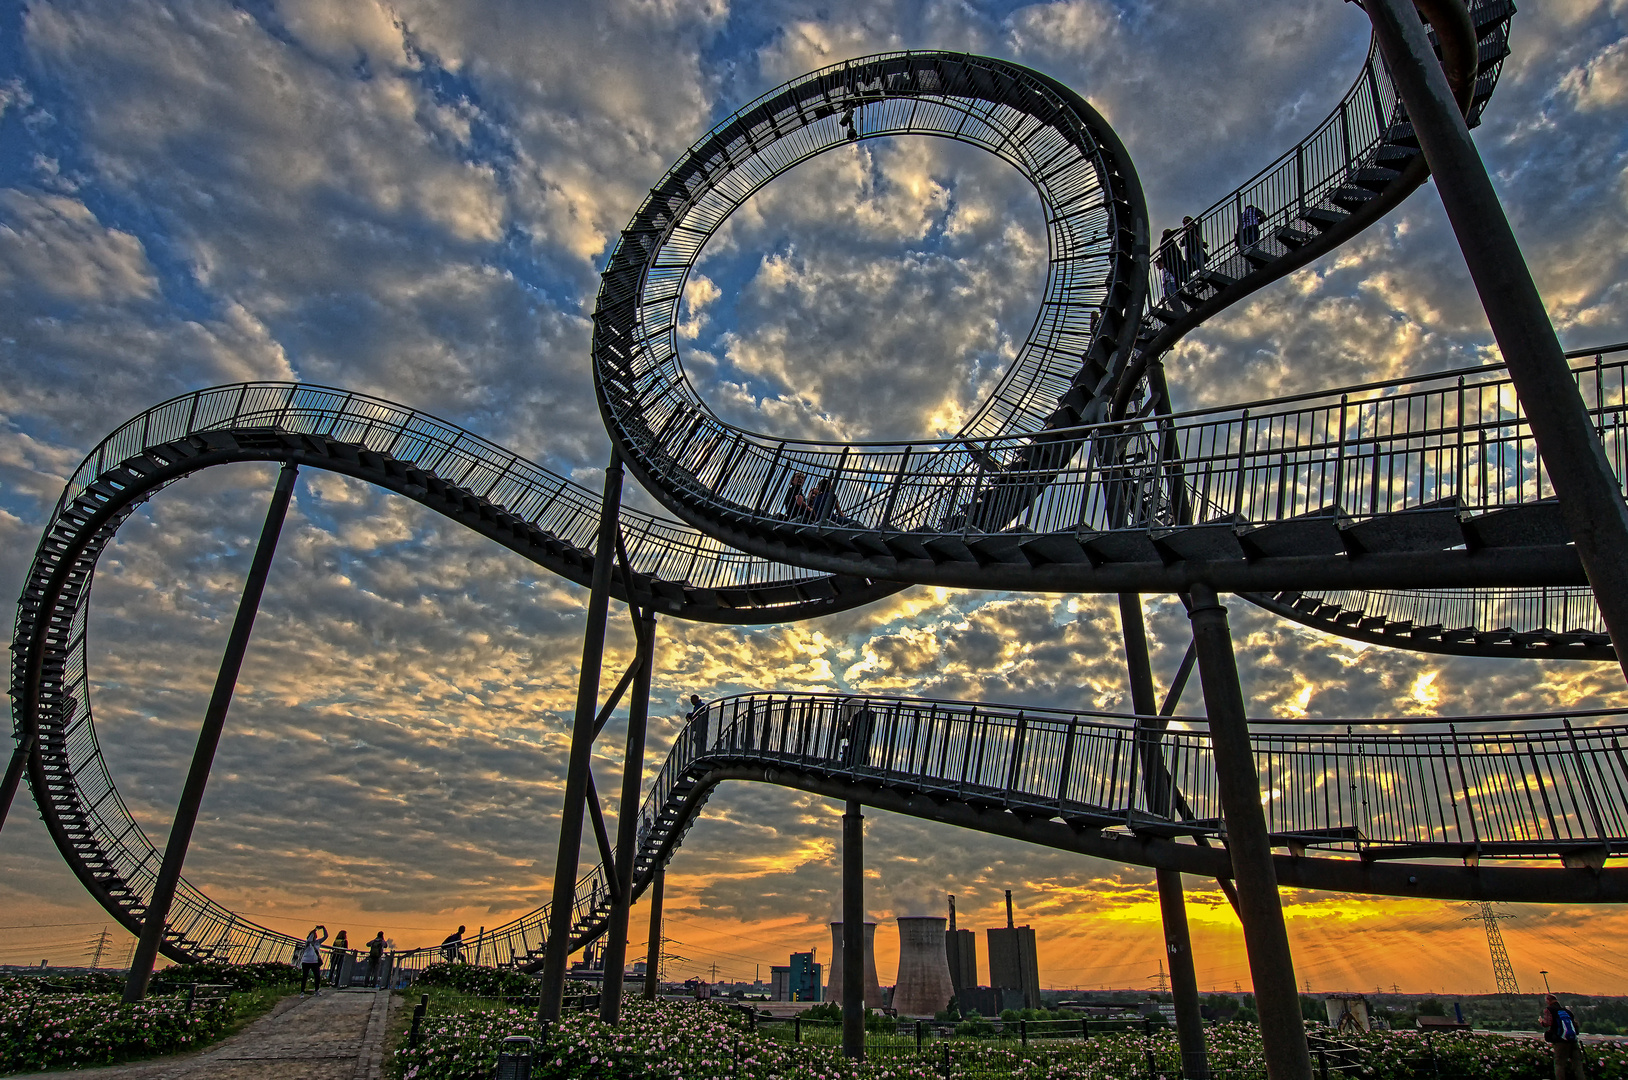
[297,925,388,994]
[1154,205,1267,299]
[782,471,856,526]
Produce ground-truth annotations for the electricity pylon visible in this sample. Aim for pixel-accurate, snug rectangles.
[83,927,112,969]
[1465,902,1520,995]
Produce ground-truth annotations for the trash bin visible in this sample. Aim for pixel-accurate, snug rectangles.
[493,1035,534,1080]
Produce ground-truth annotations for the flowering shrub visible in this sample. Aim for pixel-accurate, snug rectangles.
[157,960,299,991]
[0,987,235,1072]
[394,999,1628,1080]
[0,972,126,995]
[394,998,938,1080]
[409,964,540,1000]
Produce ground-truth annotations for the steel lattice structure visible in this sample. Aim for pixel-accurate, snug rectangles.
[12,0,1625,989]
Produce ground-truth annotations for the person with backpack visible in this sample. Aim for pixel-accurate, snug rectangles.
[1541,994,1587,1079]
[364,932,387,988]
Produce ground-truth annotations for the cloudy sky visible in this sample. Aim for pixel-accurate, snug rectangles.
[3,0,1628,996]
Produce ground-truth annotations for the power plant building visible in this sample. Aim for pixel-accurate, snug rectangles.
[986,890,1042,1010]
[825,922,881,1007]
[892,916,955,1018]
[770,951,823,1001]
[945,895,976,994]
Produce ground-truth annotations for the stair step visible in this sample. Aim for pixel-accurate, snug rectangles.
[1152,522,1245,563]
[1301,207,1348,233]
[1340,499,1466,555]
[1385,123,1419,148]
[1239,508,1348,559]
[1463,499,1570,549]
[1472,0,1515,31]
[1019,534,1093,566]
[1478,37,1511,75]
[1240,244,1275,269]
[1332,186,1378,212]
[1083,531,1161,564]
[1275,225,1315,250]
[1373,144,1420,168]
[1350,167,1402,193]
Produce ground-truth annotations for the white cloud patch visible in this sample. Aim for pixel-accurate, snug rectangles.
[0,189,157,303]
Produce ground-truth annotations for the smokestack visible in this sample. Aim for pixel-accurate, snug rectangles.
[1005,889,1015,929]
[947,894,957,932]
[893,916,955,1017]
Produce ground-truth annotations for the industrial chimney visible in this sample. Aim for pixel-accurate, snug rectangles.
[987,889,1041,1010]
[893,916,955,1018]
[825,922,881,1007]
[945,895,976,995]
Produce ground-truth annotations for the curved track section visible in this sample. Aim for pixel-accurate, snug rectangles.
[448,691,1628,971]
[592,15,1581,657]
[595,51,1149,550]
[9,384,902,963]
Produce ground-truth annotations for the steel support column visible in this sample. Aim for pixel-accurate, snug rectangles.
[1366,0,1628,681]
[124,463,299,1002]
[1158,870,1210,1079]
[1119,594,1210,1079]
[842,799,864,1062]
[540,451,625,1021]
[600,610,656,1023]
[642,864,665,1000]
[1187,584,1310,1080]
[0,737,32,835]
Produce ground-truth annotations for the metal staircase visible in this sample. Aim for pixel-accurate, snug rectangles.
[459,688,1628,970]
[9,384,901,964]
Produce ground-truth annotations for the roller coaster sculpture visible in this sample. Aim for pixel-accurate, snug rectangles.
[6,0,1627,1075]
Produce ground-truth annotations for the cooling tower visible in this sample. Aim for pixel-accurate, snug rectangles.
[892,916,955,1018]
[825,921,881,1006]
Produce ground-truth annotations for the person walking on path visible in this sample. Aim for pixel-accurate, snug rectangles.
[784,472,813,522]
[1236,203,1265,249]
[327,929,348,988]
[1181,215,1208,279]
[440,925,465,964]
[365,932,386,988]
[688,694,710,755]
[1541,994,1587,1079]
[299,925,328,995]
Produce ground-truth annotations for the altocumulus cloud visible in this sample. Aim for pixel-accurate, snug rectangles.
[0,0,1626,991]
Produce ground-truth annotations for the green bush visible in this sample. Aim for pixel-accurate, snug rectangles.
[409,964,540,1000]
[800,1001,840,1022]
[156,960,298,991]
[0,971,126,995]
[863,1007,894,1034]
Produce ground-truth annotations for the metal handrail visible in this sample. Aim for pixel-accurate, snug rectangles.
[53,382,855,596]
[456,691,1628,969]
[605,352,1628,545]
